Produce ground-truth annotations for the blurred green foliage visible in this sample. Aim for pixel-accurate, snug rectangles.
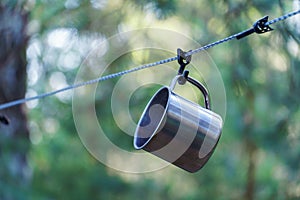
[1,0,300,199]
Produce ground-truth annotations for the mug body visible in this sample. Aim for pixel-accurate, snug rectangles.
[134,86,222,172]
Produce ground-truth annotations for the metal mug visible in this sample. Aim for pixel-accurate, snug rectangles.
[133,75,223,173]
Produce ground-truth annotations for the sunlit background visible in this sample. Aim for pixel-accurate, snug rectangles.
[0,0,300,199]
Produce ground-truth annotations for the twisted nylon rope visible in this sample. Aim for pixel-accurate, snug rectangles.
[0,56,177,110]
[266,9,300,26]
[186,9,300,57]
[0,9,299,110]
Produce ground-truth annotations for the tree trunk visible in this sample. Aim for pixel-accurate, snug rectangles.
[243,91,257,200]
[0,4,30,199]
[244,141,257,200]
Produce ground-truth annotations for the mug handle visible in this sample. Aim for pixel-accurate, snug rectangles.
[169,75,211,110]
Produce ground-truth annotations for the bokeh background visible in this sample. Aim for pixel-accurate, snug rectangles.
[0,0,300,199]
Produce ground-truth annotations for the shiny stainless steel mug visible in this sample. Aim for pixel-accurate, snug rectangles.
[134,75,223,173]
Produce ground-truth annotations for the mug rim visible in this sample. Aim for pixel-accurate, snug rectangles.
[133,86,170,149]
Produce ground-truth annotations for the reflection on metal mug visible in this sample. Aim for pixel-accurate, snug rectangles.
[134,75,223,173]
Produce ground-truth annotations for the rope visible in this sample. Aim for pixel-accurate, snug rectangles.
[266,9,300,26]
[0,9,299,110]
[0,57,177,110]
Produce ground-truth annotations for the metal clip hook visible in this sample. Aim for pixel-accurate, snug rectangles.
[253,16,273,34]
[236,16,273,40]
[178,70,189,85]
[177,48,192,75]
